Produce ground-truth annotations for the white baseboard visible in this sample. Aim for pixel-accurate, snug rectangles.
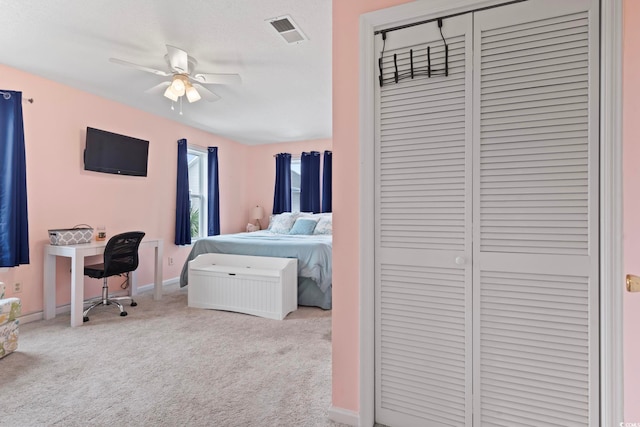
[18,311,45,325]
[18,277,180,326]
[137,277,180,293]
[328,406,360,426]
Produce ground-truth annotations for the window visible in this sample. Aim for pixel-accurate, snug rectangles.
[187,147,208,240]
[291,158,301,212]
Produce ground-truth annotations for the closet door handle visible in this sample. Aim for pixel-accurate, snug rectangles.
[455,256,466,265]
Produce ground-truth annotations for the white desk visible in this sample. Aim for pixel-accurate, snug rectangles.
[43,238,163,327]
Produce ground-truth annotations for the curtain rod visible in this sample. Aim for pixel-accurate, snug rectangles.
[272,151,330,158]
[272,153,306,158]
[0,90,34,103]
[373,0,525,36]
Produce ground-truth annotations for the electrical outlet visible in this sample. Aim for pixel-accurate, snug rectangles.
[13,282,22,293]
[168,257,174,266]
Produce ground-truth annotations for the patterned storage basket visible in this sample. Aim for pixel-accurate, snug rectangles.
[48,224,94,245]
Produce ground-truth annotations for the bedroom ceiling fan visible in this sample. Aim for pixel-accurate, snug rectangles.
[109,45,241,106]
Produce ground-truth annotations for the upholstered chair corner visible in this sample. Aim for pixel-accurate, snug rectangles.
[0,282,21,358]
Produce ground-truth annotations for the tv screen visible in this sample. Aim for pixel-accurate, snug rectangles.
[84,127,149,177]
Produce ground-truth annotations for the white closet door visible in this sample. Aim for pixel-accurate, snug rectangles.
[473,1,599,425]
[375,14,473,427]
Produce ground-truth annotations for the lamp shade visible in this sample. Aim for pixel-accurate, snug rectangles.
[171,76,186,96]
[185,84,201,103]
[163,85,179,102]
[251,206,265,220]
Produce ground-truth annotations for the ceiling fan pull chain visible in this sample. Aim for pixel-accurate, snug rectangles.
[179,96,183,115]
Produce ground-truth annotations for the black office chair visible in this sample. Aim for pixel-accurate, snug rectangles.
[83,231,145,322]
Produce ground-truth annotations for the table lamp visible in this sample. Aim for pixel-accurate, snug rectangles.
[251,205,265,230]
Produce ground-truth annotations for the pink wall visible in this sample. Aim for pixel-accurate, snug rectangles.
[623,0,640,421]
[331,0,412,413]
[333,0,639,420]
[0,63,252,314]
[246,139,332,223]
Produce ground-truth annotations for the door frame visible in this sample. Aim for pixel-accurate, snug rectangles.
[358,1,624,426]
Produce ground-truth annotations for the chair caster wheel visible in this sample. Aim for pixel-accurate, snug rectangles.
[131,301,137,307]
[83,316,89,322]
[120,311,128,317]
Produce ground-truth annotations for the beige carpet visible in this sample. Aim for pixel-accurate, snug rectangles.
[1,285,345,427]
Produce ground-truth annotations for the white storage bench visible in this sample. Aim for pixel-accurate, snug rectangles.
[187,253,298,320]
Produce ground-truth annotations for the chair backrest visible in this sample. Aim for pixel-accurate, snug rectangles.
[102,231,146,277]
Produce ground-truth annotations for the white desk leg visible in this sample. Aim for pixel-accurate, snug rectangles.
[154,242,163,300]
[130,270,138,296]
[43,250,56,320]
[70,254,84,327]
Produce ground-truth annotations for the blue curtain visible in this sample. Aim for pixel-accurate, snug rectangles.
[207,147,220,236]
[322,150,332,213]
[300,151,321,213]
[0,90,29,267]
[174,139,191,245]
[273,153,291,214]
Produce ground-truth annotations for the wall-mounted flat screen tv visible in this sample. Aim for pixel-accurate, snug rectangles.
[84,127,149,177]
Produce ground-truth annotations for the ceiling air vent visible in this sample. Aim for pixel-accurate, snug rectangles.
[267,15,308,44]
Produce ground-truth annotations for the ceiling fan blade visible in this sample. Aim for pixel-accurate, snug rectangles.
[193,73,242,85]
[145,81,171,95]
[109,58,170,76]
[166,45,189,73]
[192,83,221,102]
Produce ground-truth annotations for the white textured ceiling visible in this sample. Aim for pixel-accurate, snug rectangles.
[0,0,332,145]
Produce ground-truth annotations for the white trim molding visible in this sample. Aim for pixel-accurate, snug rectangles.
[357,0,624,425]
[600,0,625,424]
[328,406,360,426]
[358,8,378,427]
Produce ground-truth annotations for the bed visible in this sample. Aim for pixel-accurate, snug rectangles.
[179,222,332,309]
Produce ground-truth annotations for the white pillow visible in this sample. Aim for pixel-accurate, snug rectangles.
[269,213,299,234]
[313,214,332,235]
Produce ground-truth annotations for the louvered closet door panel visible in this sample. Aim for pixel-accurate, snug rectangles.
[473,1,599,426]
[379,34,468,251]
[375,14,473,427]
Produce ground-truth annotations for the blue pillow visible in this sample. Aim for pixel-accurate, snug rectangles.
[288,218,318,235]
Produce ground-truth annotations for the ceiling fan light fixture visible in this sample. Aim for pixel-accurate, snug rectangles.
[185,84,201,103]
[171,75,186,96]
[111,46,236,108]
[163,85,179,102]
